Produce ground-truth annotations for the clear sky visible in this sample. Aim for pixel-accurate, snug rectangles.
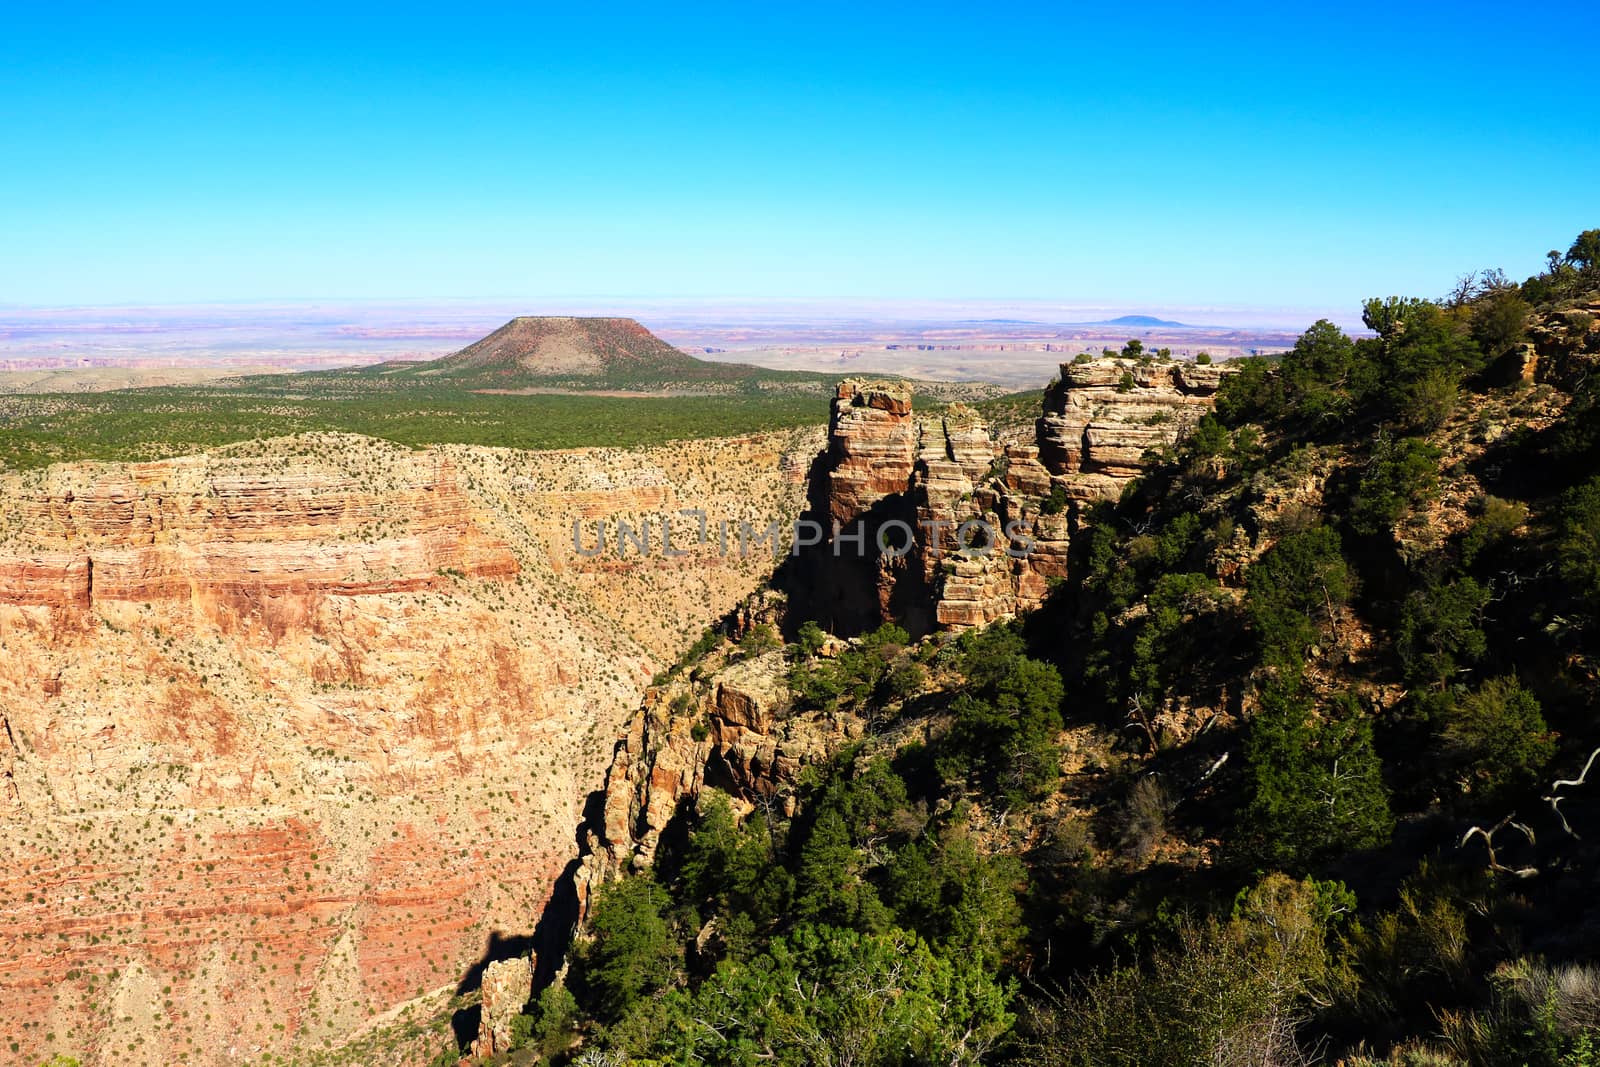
[3,1,1597,312]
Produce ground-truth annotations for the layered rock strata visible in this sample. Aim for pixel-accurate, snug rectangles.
[0,429,816,1067]
[0,454,519,615]
[1036,358,1237,500]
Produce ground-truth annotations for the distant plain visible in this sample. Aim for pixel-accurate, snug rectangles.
[0,301,1307,469]
[0,300,1317,391]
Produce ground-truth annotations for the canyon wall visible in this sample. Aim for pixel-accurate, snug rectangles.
[0,357,1233,1065]
[0,428,818,1067]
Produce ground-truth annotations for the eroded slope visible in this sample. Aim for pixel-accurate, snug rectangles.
[0,427,818,1067]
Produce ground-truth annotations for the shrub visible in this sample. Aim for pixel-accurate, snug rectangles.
[1128,571,1230,710]
[795,619,828,657]
[788,622,909,712]
[1335,872,1474,1035]
[885,819,1027,963]
[1018,874,1337,1067]
[521,983,578,1058]
[738,623,781,657]
[1279,318,1361,427]
[575,876,679,1021]
[1214,355,1274,424]
[884,658,926,700]
[1397,575,1489,688]
[658,924,1015,1066]
[1401,368,1460,432]
[938,625,1066,802]
[1118,775,1172,863]
[1180,414,1231,467]
[1240,684,1392,873]
[1440,676,1556,806]
[1350,433,1443,536]
[1246,525,1352,670]
[1040,482,1070,515]
[679,791,790,931]
[1569,229,1600,272]
[1560,475,1600,607]
[1432,957,1600,1067]
[1470,285,1532,357]
[1460,495,1527,566]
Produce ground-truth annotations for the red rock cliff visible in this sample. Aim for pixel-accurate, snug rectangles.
[0,430,815,1067]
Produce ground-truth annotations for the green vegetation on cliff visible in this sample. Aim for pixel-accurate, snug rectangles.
[561,623,1045,1065]
[512,232,1600,1067]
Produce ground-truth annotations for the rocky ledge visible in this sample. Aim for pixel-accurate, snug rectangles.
[576,627,869,920]
[0,449,519,615]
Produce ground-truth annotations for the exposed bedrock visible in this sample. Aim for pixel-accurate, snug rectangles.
[795,363,1229,637]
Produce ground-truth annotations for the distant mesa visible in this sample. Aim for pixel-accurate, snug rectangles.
[425,315,706,379]
[1083,314,1193,328]
[962,313,1203,329]
[373,314,820,390]
[958,318,1046,325]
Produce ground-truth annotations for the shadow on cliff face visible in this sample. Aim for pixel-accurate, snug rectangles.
[534,785,612,983]
[449,930,534,1049]
[448,786,608,1052]
[778,450,928,639]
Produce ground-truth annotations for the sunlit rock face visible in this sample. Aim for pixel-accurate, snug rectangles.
[1037,357,1238,499]
[823,379,919,527]
[0,428,816,1067]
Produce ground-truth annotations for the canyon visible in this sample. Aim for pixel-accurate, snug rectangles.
[0,351,1229,1066]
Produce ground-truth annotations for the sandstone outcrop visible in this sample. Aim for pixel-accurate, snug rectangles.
[1036,357,1237,500]
[1525,299,1600,389]
[823,379,918,526]
[473,956,534,1059]
[795,361,1232,636]
[576,642,866,916]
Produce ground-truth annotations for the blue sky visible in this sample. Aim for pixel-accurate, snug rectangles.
[3,1,1596,312]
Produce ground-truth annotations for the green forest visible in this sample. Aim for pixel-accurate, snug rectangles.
[0,366,1011,471]
[0,383,828,470]
[499,232,1600,1066]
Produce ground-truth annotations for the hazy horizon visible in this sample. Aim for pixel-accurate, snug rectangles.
[0,296,1321,387]
[0,295,1355,328]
